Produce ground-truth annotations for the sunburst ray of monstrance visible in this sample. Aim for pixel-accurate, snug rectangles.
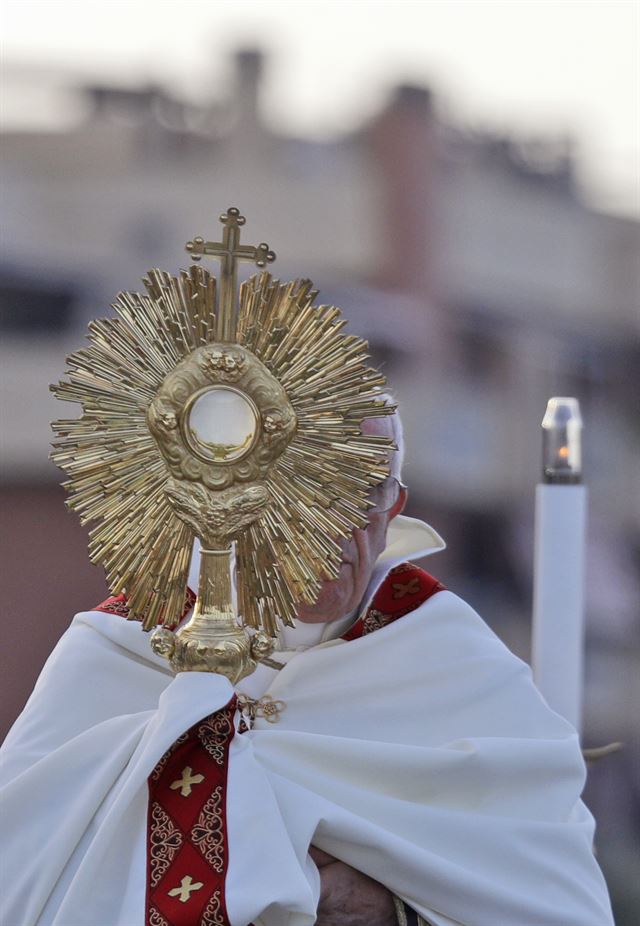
[51,208,395,682]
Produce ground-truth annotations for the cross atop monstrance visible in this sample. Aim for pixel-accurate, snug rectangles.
[185,207,276,340]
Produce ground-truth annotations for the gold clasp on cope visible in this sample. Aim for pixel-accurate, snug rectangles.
[237,693,286,726]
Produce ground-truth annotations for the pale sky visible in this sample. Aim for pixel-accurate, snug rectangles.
[2,0,639,216]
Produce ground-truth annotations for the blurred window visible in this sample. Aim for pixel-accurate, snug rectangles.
[453,309,508,384]
[367,340,405,375]
[0,274,75,332]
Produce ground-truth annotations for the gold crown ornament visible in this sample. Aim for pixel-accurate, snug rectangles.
[51,208,395,683]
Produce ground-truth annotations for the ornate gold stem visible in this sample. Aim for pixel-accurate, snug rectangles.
[171,547,250,682]
[193,548,234,623]
[150,545,275,683]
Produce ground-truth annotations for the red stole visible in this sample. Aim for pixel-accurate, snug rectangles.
[145,703,237,926]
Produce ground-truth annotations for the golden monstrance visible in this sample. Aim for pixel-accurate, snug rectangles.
[51,208,395,683]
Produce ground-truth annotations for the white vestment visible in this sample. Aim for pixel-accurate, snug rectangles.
[1,516,613,926]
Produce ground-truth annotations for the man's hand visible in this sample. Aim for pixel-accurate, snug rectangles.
[310,847,397,926]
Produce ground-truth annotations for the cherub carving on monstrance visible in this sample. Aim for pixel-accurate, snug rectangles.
[52,207,395,683]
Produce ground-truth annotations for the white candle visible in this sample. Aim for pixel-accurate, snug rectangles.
[532,398,587,733]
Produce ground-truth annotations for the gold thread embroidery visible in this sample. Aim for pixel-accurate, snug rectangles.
[191,787,225,872]
[167,875,204,903]
[148,905,170,926]
[202,890,226,926]
[361,608,394,635]
[169,765,205,797]
[197,712,234,764]
[149,803,183,888]
[150,731,189,782]
[392,577,420,599]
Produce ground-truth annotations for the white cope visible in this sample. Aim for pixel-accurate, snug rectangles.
[1,516,613,926]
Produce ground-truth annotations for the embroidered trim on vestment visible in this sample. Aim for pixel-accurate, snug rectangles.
[342,563,446,641]
[94,588,196,626]
[145,699,236,926]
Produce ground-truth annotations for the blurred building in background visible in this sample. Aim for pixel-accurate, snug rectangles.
[1,47,639,921]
